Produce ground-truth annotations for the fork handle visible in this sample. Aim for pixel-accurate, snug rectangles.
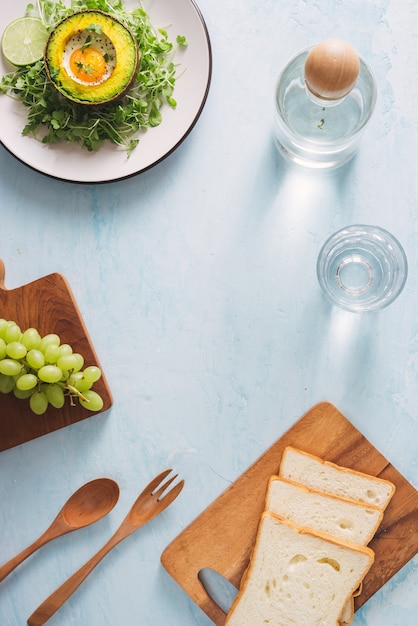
[27,532,126,626]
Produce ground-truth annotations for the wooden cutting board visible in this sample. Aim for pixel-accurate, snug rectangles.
[0,260,112,452]
[161,402,418,625]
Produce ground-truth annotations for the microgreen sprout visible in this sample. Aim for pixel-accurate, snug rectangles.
[86,23,103,35]
[176,35,188,47]
[81,35,93,52]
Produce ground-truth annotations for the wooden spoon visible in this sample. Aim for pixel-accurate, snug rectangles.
[0,478,119,583]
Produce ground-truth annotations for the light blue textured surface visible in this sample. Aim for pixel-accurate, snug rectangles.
[1,1,417,625]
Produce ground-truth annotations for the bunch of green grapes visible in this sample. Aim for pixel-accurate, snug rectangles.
[0,318,104,415]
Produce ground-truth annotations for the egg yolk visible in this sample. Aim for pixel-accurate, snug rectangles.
[69,47,107,83]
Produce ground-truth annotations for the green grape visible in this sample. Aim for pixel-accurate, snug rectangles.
[57,344,72,358]
[44,343,60,363]
[13,365,28,381]
[72,353,84,372]
[74,378,92,393]
[16,373,38,391]
[79,390,104,412]
[45,384,65,409]
[30,391,49,415]
[6,341,27,360]
[68,372,83,386]
[82,365,102,384]
[57,353,84,373]
[0,319,8,339]
[0,373,15,394]
[0,338,6,360]
[38,365,63,384]
[39,333,60,352]
[14,387,33,400]
[4,322,21,343]
[0,358,22,376]
[21,328,41,350]
[26,349,46,370]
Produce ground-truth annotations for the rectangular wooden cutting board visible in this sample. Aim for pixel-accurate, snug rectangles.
[161,402,418,625]
[0,260,112,452]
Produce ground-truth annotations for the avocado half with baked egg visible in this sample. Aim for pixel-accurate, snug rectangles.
[45,10,138,105]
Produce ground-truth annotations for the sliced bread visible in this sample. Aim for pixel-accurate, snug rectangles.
[225,512,374,626]
[266,476,384,545]
[279,446,395,509]
[340,595,354,625]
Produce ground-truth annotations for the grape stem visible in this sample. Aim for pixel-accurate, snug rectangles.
[66,384,89,403]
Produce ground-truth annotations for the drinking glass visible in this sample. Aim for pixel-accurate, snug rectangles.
[316,225,408,312]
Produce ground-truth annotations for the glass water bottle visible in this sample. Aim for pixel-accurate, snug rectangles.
[273,39,377,168]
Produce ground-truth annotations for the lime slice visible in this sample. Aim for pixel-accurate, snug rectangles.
[1,17,48,66]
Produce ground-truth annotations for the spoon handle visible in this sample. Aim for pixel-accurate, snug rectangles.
[0,536,50,583]
[27,528,131,626]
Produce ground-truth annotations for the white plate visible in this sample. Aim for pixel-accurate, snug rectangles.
[0,0,212,182]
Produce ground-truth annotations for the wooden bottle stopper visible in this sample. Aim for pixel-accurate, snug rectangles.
[304,39,360,100]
